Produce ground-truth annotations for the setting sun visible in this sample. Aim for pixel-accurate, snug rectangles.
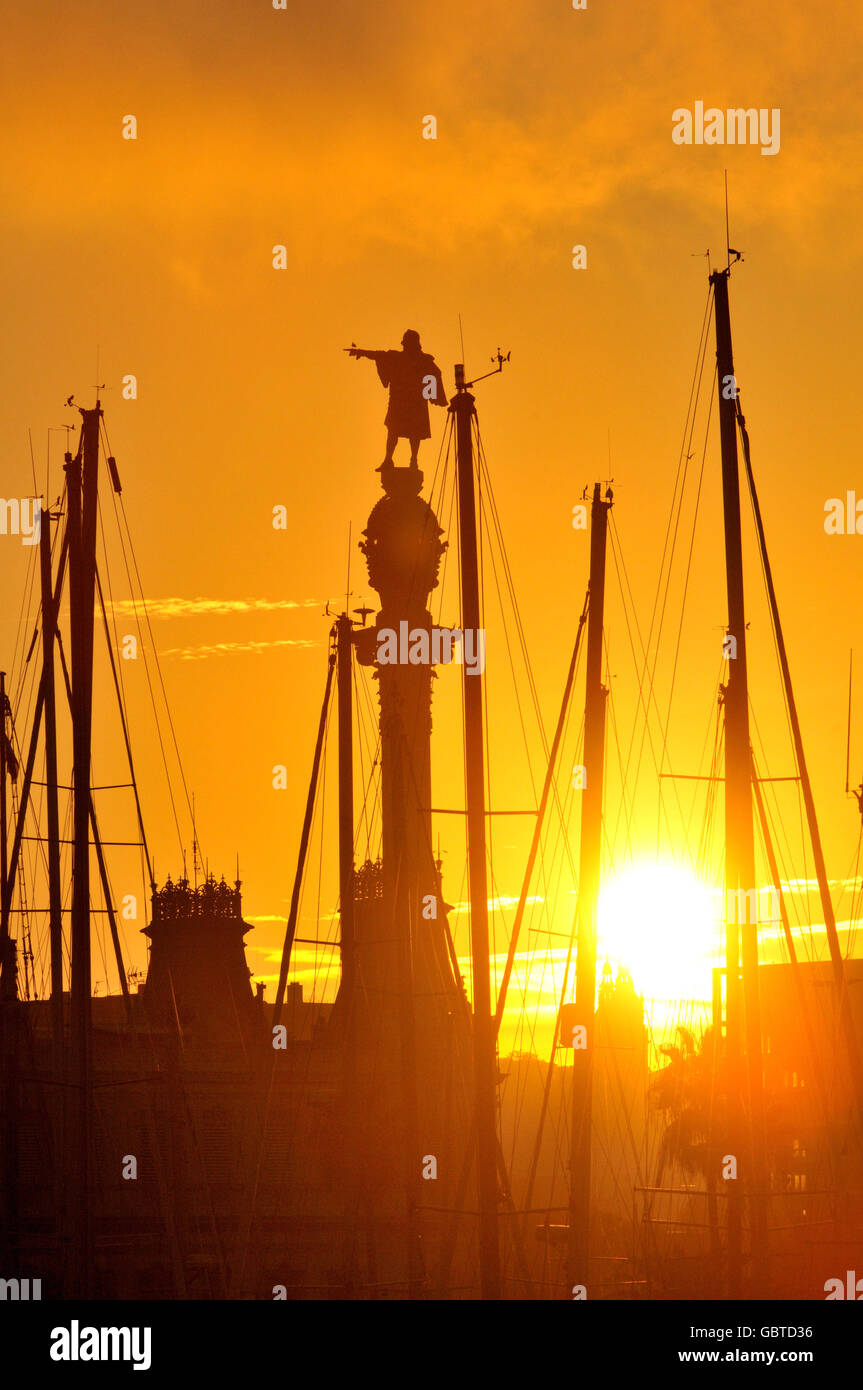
[597,862,720,1004]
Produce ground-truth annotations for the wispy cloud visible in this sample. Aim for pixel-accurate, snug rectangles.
[780,877,863,894]
[250,945,340,961]
[105,597,322,619]
[448,894,544,916]
[161,638,319,661]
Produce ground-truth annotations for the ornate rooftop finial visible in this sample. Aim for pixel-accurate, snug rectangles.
[150,872,242,922]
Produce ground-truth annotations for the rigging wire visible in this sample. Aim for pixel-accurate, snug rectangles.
[101,415,195,859]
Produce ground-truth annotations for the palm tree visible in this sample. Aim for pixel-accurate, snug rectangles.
[650,1024,797,1275]
[650,1025,725,1262]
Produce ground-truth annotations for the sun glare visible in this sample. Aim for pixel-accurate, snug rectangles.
[597,862,720,1005]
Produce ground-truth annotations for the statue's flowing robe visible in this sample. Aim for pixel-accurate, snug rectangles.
[375,350,447,440]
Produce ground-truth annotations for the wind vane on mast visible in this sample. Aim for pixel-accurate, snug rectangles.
[457,348,511,391]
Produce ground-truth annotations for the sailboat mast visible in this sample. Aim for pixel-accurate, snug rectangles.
[273,647,335,1027]
[451,372,501,1300]
[65,403,101,1296]
[710,268,768,1292]
[336,610,361,1291]
[739,416,863,1129]
[0,667,19,1280]
[568,482,611,1291]
[337,613,355,1012]
[39,506,64,1061]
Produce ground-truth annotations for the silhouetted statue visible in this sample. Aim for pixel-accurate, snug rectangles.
[347,330,447,468]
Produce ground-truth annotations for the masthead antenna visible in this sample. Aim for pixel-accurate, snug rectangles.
[192,792,199,888]
[27,428,38,496]
[724,172,743,271]
[92,344,107,406]
[345,522,352,615]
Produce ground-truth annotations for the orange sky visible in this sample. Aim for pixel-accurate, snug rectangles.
[3,0,863,1050]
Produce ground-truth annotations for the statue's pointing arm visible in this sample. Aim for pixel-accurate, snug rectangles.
[347,347,390,387]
